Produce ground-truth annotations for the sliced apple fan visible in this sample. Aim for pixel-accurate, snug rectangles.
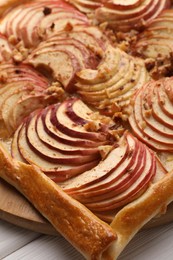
[11,98,167,222]
[67,0,170,32]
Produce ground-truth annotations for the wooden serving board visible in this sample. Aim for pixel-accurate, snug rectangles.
[1,178,173,235]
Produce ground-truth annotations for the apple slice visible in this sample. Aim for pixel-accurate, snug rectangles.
[39,107,109,148]
[0,63,49,87]
[134,9,173,63]
[129,78,173,152]
[60,136,129,192]
[27,25,107,91]
[157,78,173,119]
[84,147,155,211]
[0,0,88,48]
[17,122,99,181]
[141,82,173,136]
[76,45,150,114]
[65,134,143,193]
[95,0,171,31]
[50,101,112,142]
[36,112,100,155]
[11,98,121,181]
[66,0,102,13]
[25,114,100,165]
[0,62,61,137]
[0,34,13,62]
[101,0,143,9]
[60,132,166,220]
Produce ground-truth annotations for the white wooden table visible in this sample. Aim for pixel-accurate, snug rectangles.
[1,219,173,260]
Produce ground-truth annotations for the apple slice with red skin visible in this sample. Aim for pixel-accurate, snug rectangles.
[129,107,173,151]
[0,34,13,62]
[35,98,104,155]
[17,121,99,181]
[0,63,49,86]
[0,0,88,48]
[72,141,146,204]
[152,86,173,129]
[76,45,149,113]
[95,0,170,31]
[1,86,29,133]
[25,113,100,165]
[28,48,81,91]
[95,150,165,224]
[129,78,173,152]
[134,9,173,59]
[63,98,115,132]
[99,0,154,20]
[96,0,154,20]
[12,98,119,181]
[63,133,144,196]
[60,136,129,192]
[17,3,79,47]
[131,86,173,150]
[101,0,143,9]
[76,45,122,86]
[63,26,106,51]
[66,0,102,13]
[0,63,58,136]
[32,25,105,64]
[39,9,89,36]
[135,37,173,59]
[27,26,106,91]
[139,79,173,139]
[0,85,52,135]
[108,0,169,31]
[141,82,173,137]
[50,101,111,142]
[84,147,156,212]
[39,107,109,148]
[36,115,100,156]
[157,79,173,119]
[30,38,96,70]
[60,132,160,213]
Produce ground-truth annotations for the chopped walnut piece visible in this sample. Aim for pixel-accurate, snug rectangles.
[145,58,155,71]
[98,145,114,159]
[84,121,101,132]
[47,82,67,101]
[140,121,147,129]
[64,23,74,32]
[89,112,115,129]
[12,50,24,62]
[43,7,52,16]
[144,109,152,118]
[8,35,18,45]
[0,71,8,83]
[144,52,173,79]
[2,50,11,61]
[109,128,125,141]
[99,22,108,31]
[37,27,46,39]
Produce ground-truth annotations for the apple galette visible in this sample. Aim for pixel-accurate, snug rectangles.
[1,0,173,259]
